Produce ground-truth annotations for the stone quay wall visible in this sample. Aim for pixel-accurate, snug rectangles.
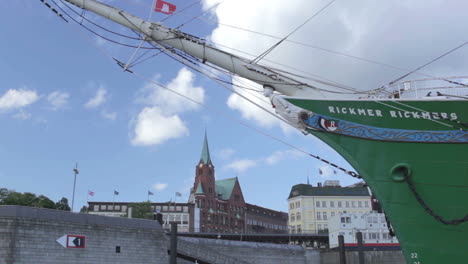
[0,205,169,264]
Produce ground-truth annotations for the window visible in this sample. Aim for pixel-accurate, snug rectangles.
[297,225,302,233]
[383,233,388,239]
[122,205,127,212]
[330,201,334,208]
[322,201,326,207]
[364,201,369,208]
[183,206,188,213]
[100,205,106,210]
[331,212,335,217]
[345,201,350,208]
[295,201,300,208]
[322,212,327,220]
[352,201,356,208]
[169,206,175,211]
[324,224,328,230]
[163,206,168,211]
[290,214,295,222]
[358,201,362,207]
[115,205,121,211]
[290,203,294,209]
[341,217,351,223]
[316,201,320,207]
[296,212,301,221]
[176,206,182,211]
[316,212,321,220]
[317,224,322,230]
[338,201,342,208]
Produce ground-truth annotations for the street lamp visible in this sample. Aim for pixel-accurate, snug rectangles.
[71,163,79,212]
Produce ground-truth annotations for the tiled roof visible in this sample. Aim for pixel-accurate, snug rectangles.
[200,131,211,164]
[288,184,369,199]
[195,182,205,194]
[215,177,237,200]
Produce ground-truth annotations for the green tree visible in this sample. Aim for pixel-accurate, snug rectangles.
[2,191,36,206]
[55,197,71,211]
[36,195,56,209]
[128,201,154,219]
[0,188,11,204]
[79,206,88,213]
[1,190,64,210]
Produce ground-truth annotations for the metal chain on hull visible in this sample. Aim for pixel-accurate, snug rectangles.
[404,174,468,225]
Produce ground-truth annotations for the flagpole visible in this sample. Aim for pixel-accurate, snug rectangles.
[86,191,89,214]
[112,191,115,212]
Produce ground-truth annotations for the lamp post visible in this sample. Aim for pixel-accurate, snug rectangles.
[71,163,79,212]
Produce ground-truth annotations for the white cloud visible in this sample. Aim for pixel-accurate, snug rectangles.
[101,110,117,120]
[12,110,31,120]
[153,183,168,191]
[264,149,303,165]
[85,87,107,109]
[224,159,257,173]
[131,68,205,147]
[47,91,69,110]
[318,166,337,178]
[0,89,38,111]
[131,106,189,146]
[136,67,205,114]
[218,147,235,160]
[202,0,468,131]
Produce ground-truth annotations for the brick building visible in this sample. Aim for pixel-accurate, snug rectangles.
[188,133,247,233]
[245,203,288,233]
[88,133,288,234]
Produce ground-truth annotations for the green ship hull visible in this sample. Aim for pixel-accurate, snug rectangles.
[287,98,468,264]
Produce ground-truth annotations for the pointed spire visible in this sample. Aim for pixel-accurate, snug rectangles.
[200,131,211,164]
[307,175,310,185]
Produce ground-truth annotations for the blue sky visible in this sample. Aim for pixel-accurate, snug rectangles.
[2,0,467,212]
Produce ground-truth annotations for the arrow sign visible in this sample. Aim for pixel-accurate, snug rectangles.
[56,235,86,248]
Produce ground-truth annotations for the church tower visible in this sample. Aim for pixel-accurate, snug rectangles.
[190,132,246,233]
[193,131,216,198]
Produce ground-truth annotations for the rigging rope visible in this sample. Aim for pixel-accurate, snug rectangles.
[52,0,361,181]
[251,0,337,64]
[175,1,224,30]
[385,40,468,86]
[54,0,157,49]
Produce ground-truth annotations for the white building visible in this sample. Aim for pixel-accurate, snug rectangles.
[87,202,194,232]
[288,181,373,233]
[328,211,399,248]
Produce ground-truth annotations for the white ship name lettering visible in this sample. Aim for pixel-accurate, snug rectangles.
[328,106,458,120]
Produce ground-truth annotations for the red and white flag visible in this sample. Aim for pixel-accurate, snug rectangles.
[88,190,95,196]
[155,0,176,14]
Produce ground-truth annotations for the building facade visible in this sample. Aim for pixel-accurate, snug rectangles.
[188,133,288,233]
[88,133,288,234]
[87,202,195,232]
[245,203,288,234]
[287,180,372,234]
[328,211,399,248]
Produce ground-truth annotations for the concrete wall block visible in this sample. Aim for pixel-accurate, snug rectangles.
[0,206,169,264]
